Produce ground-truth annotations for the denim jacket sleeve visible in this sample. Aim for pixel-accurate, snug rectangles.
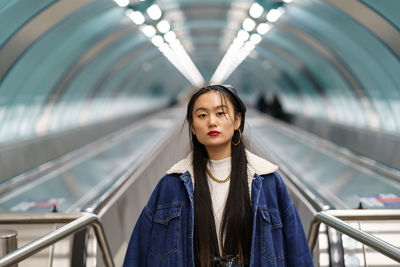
[123,178,161,267]
[123,205,153,266]
[277,175,314,266]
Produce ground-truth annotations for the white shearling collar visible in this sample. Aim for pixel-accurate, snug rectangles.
[245,150,278,178]
[167,152,195,178]
[166,150,278,193]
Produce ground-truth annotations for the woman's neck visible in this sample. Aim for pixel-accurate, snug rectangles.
[206,143,231,160]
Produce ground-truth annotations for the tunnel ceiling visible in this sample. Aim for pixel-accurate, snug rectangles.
[142,0,400,109]
[159,0,249,81]
[0,0,400,145]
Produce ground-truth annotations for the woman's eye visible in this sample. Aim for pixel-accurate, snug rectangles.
[198,114,207,118]
[217,111,225,116]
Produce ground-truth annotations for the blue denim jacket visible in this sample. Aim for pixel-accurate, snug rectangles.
[124,152,314,266]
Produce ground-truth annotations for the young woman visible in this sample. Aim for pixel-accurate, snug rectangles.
[123,85,313,267]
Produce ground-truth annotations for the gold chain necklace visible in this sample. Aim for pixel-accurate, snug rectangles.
[206,167,231,183]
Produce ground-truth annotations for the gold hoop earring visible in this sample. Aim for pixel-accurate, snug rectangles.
[232,129,242,146]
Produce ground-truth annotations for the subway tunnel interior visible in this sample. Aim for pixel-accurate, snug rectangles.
[0,0,400,266]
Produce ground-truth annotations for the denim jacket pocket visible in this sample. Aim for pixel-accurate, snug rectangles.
[260,209,285,262]
[150,205,182,260]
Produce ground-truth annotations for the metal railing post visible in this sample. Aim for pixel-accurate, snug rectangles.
[0,230,17,267]
[309,210,400,263]
[0,213,115,267]
[93,220,115,267]
[307,218,320,255]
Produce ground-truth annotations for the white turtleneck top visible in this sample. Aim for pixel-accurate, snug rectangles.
[206,157,231,254]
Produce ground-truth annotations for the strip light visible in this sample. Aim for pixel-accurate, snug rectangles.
[141,25,156,37]
[249,3,264,18]
[211,1,289,84]
[157,20,171,33]
[249,3,264,19]
[266,7,285,22]
[114,0,129,7]
[159,32,204,86]
[147,4,162,20]
[125,4,204,86]
[125,10,145,25]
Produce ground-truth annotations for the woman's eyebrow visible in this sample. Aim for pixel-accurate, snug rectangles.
[194,107,207,113]
[194,105,229,113]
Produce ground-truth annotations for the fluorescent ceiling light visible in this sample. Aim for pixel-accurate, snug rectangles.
[147,4,162,20]
[243,41,255,52]
[249,33,262,45]
[151,35,164,47]
[133,3,203,86]
[266,8,285,22]
[249,3,264,18]
[114,0,129,7]
[158,43,170,53]
[157,20,170,33]
[168,38,180,46]
[237,29,250,42]
[169,40,183,50]
[256,23,271,35]
[242,18,256,31]
[162,48,173,57]
[211,6,270,84]
[141,25,156,37]
[164,31,177,43]
[232,37,244,48]
[125,10,145,25]
[283,0,292,3]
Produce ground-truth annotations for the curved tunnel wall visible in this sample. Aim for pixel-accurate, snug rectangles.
[228,0,400,136]
[0,0,189,146]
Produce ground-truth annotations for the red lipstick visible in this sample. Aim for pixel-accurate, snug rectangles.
[208,131,220,136]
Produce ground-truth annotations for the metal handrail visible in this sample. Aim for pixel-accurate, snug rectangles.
[0,212,115,267]
[308,209,400,263]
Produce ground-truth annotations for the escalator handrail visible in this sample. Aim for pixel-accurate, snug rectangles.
[308,209,400,263]
[0,212,115,267]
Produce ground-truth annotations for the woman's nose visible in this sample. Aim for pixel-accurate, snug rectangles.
[208,115,217,127]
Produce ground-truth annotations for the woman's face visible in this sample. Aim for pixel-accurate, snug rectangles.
[191,91,241,153]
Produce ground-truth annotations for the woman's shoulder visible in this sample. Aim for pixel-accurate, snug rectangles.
[147,173,188,210]
[246,150,278,177]
[260,171,285,188]
[157,172,184,188]
[259,171,293,213]
[166,152,194,177]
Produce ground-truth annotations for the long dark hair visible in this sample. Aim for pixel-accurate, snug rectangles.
[186,85,251,267]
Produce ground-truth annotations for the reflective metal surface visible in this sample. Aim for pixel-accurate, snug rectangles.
[308,210,400,263]
[0,229,17,267]
[0,213,114,267]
